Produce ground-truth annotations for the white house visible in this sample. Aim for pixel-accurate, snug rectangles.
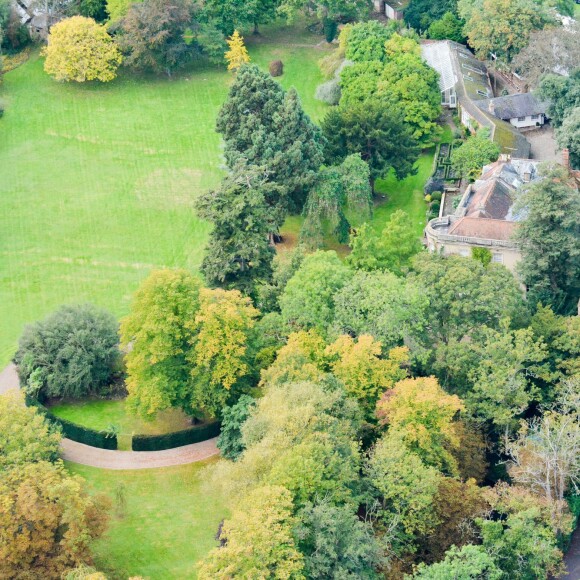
[477,93,549,130]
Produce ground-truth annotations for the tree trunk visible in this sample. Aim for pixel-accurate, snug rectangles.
[253,21,260,35]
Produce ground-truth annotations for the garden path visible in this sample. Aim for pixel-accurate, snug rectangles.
[0,364,219,469]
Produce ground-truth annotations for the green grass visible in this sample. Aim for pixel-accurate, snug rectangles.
[0,24,331,367]
[68,460,226,579]
[371,151,435,238]
[50,399,193,449]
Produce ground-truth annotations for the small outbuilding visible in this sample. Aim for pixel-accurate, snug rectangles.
[477,93,549,129]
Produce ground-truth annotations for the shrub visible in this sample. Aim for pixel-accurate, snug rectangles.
[15,303,120,401]
[424,194,432,203]
[323,19,337,42]
[132,421,221,451]
[315,78,341,105]
[269,59,283,77]
[431,191,442,202]
[431,201,441,213]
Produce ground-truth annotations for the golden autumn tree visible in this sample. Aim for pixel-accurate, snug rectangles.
[43,16,122,82]
[326,336,408,418]
[224,30,250,71]
[0,462,110,578]
[377,376,464,475]
[191,288,259,417]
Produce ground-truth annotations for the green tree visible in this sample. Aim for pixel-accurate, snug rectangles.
[347,210,422,275]
[15,303,119,401]
[412,544,501,579]
[279,250,352,335]
[43,16,122,82]
[427,11,466,42]
[344,19,394,62]
[539,70,580,127]
[203,0,280,35]
[0,462,110,579]
[513,163,580,313]
[450,133,501,180]
[556,106,580,169]
[367,430,442,544]
[105,0,139,21]
[376,376,464,475]
[322,98,420,191]
[196,163,278,296]
[410,252,527,346]
[216,394,256,460]
[404,0,458,31]
[467,324,550,432]
[332,270,429,350]
[301,154,372,248]
[0,392,62,470]
[211,379,362,506]
[216,65,325,212]
[458,0,549,62]
[118,0,225,76]
[295,500,383,579]
[197,485,305,579]
[120,269,202,418]
[278,0,370,26]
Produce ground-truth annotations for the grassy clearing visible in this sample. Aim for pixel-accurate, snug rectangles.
[50,399,192,449]
[0,24,331,367]
[68,460,226,579]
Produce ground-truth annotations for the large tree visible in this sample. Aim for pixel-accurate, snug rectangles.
[512,23,580,88]
[0,462,110,579]
[556,106,580,170]
[15,303,119,401]
[450,133,500,180]
[196,163,278,296]
[539,70,580,127]
[458,0,549,62]
[120,269,202,418]
[404,0,458,32]
[279,250,352,335]
[43,16,122,82]
[197,485,304,579]
[277,0,370,25]
[203,0,280,35]
[117,0,225,76]
[216,64,325,213]
[322,98,420,191]
[513,163,580,313]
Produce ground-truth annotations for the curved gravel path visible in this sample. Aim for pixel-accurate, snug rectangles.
[0,363,219,469]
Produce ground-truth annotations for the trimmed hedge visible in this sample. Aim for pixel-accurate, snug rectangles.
[132,421,221,451]
[26,398,117,450]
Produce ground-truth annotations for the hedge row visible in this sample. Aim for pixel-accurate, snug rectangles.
[132,421,221,451]
[27,398,118,450]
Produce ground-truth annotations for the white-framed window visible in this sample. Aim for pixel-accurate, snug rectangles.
[517,116,526,121]
[492,253,504,263]
[531,114,539,120]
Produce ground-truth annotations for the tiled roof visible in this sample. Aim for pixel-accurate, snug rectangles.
[476,93,549,121]
[447,217,517,241]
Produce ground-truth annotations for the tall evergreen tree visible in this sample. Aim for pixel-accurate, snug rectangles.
[216,64,325,213]
[195,163,278,297]
[513,163,580,314]
[322,98,420,191]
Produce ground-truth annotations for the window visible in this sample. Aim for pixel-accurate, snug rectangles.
[517,116,526,121]
[492,253,504,264]
[477,90,488,97]
[531,114,539,120]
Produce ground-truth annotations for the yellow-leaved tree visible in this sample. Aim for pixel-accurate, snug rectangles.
[224,30,250,72]
[43,16,122,82]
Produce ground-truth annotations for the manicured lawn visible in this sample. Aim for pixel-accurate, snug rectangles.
[50,399,193,449]
[68,460,226,579]
[0,24,331,367]
[371,151,435,237]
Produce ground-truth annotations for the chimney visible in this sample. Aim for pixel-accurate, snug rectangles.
[489,101,495,115]
[562,148,570,170]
